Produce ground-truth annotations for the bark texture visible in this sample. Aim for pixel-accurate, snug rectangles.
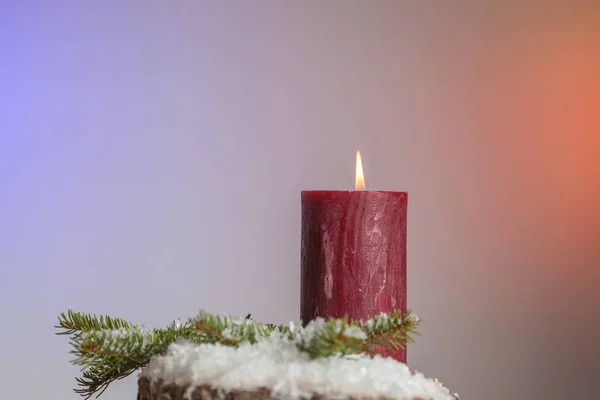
[138,377,429,400]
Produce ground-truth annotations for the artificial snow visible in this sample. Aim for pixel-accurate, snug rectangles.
[141,333,455,400]
[342,326,368,340]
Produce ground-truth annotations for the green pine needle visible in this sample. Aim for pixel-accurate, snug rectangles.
[56,308,420,399]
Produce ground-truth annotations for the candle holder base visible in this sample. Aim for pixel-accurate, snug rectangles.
[137,377,446,400]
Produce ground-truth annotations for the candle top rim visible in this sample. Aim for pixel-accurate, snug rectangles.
[302,190,407,194]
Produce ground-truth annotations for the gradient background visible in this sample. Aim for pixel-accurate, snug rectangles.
[1,1,599,400]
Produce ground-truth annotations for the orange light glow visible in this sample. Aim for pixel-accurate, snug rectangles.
[355,150,366,190]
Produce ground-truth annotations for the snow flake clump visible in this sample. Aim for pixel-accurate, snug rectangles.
[342,326,367,340]
[170,319,186,330]
[408,314,421,324]
[141,334,455,400]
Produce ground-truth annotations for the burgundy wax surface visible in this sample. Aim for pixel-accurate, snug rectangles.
[301,190,408,362]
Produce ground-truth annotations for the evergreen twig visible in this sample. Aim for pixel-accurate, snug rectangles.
[56,309,419,399]
[296,309,420,358]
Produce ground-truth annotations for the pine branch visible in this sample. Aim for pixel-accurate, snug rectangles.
[73,356,140,398]
[56,311,192,399]
[56,310,135,338]
[296,310,420,359]
[56,309,419,399]
[187,309,286,345]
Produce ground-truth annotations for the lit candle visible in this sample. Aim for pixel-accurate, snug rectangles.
[301,151,408,362]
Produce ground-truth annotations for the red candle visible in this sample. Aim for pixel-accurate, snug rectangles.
[300,151,408,362]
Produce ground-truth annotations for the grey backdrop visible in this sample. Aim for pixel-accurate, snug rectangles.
[1,1,599,400]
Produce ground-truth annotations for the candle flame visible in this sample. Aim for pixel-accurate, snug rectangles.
[355,150,366,190]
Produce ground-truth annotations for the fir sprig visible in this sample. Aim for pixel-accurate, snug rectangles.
[296,310,420,358]
[56,312,192,398]
[56,309,419,399]
[187,309,280,346]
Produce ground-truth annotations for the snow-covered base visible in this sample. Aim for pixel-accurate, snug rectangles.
[140,335,456,400]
